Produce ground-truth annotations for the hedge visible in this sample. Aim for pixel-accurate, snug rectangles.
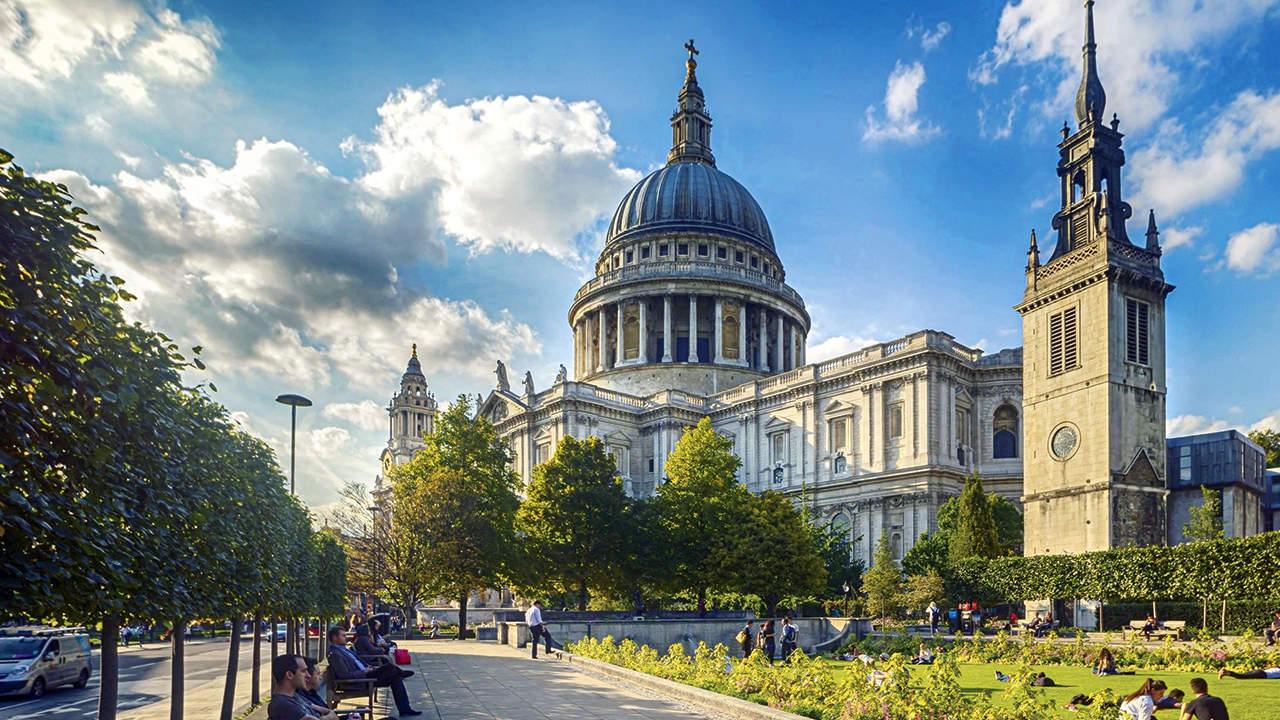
[951,532,1280,604]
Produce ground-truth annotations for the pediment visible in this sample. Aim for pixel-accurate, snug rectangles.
[1121,448,1162,488]
[954,388,973,406]
[826,399,853,415]
[603,430,631,447]
[764,415,791,430]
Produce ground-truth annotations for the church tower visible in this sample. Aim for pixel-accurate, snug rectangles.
[1016,0,1175,555]
[374,345,437,507]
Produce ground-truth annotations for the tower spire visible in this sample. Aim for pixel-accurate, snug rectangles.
[1145,209,1161,253]
[667,39,715,166]
[1074,0,1107,126]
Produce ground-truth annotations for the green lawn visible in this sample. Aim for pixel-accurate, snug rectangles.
[829,662,1280,719]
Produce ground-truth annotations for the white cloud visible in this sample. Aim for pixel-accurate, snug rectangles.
[1168,414,1232,437]
[972,0,1280,132]
[908,20,952,51]
[1229,406,1243,415]
[0,0,141,87]
[323,400,387,431]
[344,82,641,260]
[1028,193,1051,210]
[807,334,883,364]
[1130,91,1280,218]
[1223,222,1280,276]
[1161,225,1202,251]
[864,61,940,144]
[132,8,219,84]
[102,71,152,108]
[1252,409,1280,434]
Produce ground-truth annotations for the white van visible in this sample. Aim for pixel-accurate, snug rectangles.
[0,628,93,697]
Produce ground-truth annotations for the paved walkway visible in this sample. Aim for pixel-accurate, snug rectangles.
[382,639,717,720]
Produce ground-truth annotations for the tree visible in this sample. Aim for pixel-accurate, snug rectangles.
[861,535,903,619]
[903,570,946,612]
[655,417,748,611]
[720,492,827,617]
[948,473,1001,565]
[903,489,1022,578]
[989,495,1024,555]
[1183,485,1225,542]
[901,531,949,577]
[1249,429,1280,469]
[393,395,518,638]
[810,520,865,602]
[516,436,631,609]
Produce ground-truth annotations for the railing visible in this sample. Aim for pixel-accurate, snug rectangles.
[572,261,805,306]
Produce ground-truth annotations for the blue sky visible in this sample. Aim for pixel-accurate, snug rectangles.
[4,0,1279,508]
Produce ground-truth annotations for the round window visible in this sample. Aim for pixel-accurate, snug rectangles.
[1051,425,1079,460]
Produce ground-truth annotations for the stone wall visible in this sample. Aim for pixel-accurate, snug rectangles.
[499,617,864,657]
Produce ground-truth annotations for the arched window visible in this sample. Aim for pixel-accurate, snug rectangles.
[831,513,852,542]
[891,532,903,561]
[993,404,1019,459]
[1072,171,1087,203]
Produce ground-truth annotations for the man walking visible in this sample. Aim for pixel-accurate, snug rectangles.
[926,602,941,636]
[780,617,798,661]
[1180,677,1228,720]
[526,600,553,659]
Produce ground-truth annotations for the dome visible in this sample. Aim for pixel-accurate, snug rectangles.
[605,162,775,253]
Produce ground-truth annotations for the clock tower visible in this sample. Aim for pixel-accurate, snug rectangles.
[1016,1,1174,555]
[374,344,437,510]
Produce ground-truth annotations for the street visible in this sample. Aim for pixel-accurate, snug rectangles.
[0,637,278,720]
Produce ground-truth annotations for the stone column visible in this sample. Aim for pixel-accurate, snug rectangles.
[662,295,673,362]
[615,302,624,365]
[638,298,648,363]
[798,332,805,366]
[775,315,784,371]
[790,324,798,372]
[596,308,606,372]
[737,302,747,367]
[713,297,725,363]
[759,307,769,371]
[688,295,699,362]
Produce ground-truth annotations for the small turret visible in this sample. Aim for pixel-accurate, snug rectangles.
[667,39,716,167]
[1027,229,1041,270]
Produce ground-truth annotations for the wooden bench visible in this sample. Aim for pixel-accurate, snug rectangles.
[1124,619,1186,641]
[321,661,377,712]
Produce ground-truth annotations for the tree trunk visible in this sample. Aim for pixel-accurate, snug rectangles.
[302,617,310,660]
[286,618,296,655]
[270,616,278,661]
[170,621,186,720]
[317,616,325,659]
[1221,599,1227,633]
[578,579,588,611]
[219,615,242,720]
[457,595,468,640]
[697,588,707,617]
[251,614,262,706]
[97,614,121,720]
[1098,603,1105,633]
[1202,600,1208,631]
[1152,600,1158,621]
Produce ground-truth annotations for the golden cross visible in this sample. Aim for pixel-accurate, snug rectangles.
[684,39,698,59]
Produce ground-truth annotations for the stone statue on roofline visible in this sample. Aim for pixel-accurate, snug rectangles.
[494,360,510,392]
[523,371,535,396]
[554,364,567,384]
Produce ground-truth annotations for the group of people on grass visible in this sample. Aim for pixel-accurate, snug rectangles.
[736,617,800,662]
[266,612,423,720]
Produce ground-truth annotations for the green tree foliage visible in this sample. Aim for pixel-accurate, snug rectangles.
[901,531,949,578]
[861,535,903,619]
[1183,485,1225,542]
[516,435,632,609]
[947,474,1002,565]
[719,491,827,617]
[655,417,749,610]
[0,150,345,719]
[904,570,946,612]
[903,489,1021,578]
[1248,429,1280,468]
[810,520,865,601]
[393,395,519,638]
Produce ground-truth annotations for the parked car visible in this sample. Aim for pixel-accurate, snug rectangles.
[275,623,287,641]
[0,628,93,698]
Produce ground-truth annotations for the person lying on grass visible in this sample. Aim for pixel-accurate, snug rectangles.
[1218,665,1280,680]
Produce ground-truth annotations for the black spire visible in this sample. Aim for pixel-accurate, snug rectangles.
[1074,0,1107,126]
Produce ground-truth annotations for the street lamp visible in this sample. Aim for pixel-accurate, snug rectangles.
[842,581,851,617]
[274,393,312,494]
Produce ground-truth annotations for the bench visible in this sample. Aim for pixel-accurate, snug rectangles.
[1124,620,1186,641]
[321,661,378,712]
[1014,619,1059,636]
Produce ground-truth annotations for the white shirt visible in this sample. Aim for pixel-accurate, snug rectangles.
[1266,667,1280,679]
[525,605,543,627]
[1120,694,1154,720]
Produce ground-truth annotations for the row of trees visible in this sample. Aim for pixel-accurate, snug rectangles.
[341,409,859,634]
[1,150,348,719]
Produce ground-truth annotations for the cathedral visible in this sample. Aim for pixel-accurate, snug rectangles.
[376,2,1172,573]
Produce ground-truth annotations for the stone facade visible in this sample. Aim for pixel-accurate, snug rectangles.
[1015,0,1173,556]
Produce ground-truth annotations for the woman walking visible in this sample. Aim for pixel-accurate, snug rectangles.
[738,620,754,659]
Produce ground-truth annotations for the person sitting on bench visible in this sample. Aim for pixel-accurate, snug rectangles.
[1142,614,1161,639]
[352,624,389,662]
[1035,612,1053,637]
[327,627,421,716]
[1218,665,1280,680]
[268,654,323,720]
[370,619,396,653]
[1265,611,1280,646]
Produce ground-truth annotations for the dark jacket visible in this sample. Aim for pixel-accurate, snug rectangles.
[353,634,387,659]
[327,645,369,680]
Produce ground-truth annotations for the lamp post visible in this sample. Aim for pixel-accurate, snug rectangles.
[274,394,312,494]
[842,581,850,617]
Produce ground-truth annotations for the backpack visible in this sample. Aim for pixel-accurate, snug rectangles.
[783,624,796,642]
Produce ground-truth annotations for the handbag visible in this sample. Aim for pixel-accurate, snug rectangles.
[393,648,411,665]
[734,630,748,645]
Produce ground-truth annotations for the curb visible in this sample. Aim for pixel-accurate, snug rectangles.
[529,646,810,720]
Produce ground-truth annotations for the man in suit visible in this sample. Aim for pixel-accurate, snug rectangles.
[327,627,421,717]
